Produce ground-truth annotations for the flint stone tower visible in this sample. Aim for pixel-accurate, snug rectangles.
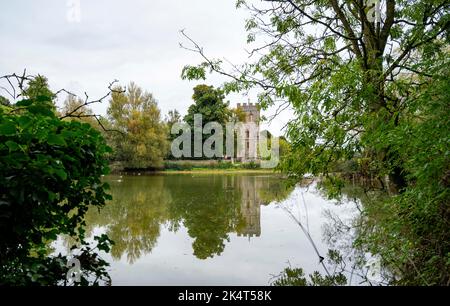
[236,102,260,162]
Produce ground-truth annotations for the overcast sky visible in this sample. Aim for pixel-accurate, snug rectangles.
[0,0,293,135]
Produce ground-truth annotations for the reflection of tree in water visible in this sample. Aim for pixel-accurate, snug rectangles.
[167,175,291,258]
[166,175,243,259]
[165,174,293,259]
[273,180,391,286]
[83,174,291,262]
[85,176,171,264]
[319,183,392,285]
[257,178,294,205]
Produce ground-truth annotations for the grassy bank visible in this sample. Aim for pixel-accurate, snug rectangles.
[163,159,261,170]
[109,160,278,174]
[155,168,278,174]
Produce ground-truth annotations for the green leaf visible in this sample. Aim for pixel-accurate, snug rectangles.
[0,121,16,136]
[18,116,33,129]
[28,105,54,117]
[47,134,67,146]
[61,130,75,138]
[5,140,19,151]
[16,99,33,107]
[36,95,52,103]
[54,168,67,180]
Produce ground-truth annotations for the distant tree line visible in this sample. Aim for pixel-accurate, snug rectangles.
[59,82,289,169]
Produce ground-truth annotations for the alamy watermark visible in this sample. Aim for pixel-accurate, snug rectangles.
[66,0,81,23]
[66,257,81,284]
[170,114,279,169]
[366,0,381,23]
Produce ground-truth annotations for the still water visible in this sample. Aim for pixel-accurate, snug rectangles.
[60,173,366,285]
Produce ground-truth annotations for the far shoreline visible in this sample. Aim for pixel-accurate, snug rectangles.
[154,169,280,174]
[108,160,282,175]
[108,168,281,175]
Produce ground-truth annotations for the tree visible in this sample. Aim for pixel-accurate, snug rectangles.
[165,109,182,159]
[165,109,182,141]
[61,94,99,128]
[184,84,230,125]
[357,66,450,285]
[182,0,448,186]
[23,75,56,111]
[183,84,231,158]
[0,74,113,285]
[181,0,449,285]
[230,106,246,123]
[0,95,10,107]
[278,136,291,159]
[107,82,169,169]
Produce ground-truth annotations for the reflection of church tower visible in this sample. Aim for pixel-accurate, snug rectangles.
[237,177,261,238]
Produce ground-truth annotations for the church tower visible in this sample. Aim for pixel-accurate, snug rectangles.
[236,102,260,161]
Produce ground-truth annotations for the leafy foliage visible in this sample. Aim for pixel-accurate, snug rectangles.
[271,250,348,286]
[0,76,113,285]
[271,267,347,286]
[181,0,450,285]
[0,95,10,107]
[183,84,231,159]
[355,66,450,285]
[184,84,231,126]
[107,82,169,169]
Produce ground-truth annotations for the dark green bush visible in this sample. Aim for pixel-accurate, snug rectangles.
[0,79,113,285]
[242,161,260,169]
[164,161,193,170]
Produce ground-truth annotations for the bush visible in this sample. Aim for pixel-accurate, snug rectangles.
[356,70,450,285]
[164,160,237,170]
[164,161,193,170]
[242,161,260,169]
[213,159,235,169]
[0,80,113,285]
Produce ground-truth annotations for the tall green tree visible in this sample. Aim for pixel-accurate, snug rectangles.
[23,75,56,111]
[184,84,230,125]
[184,84,231,158]
[165,109,182,159]
[61,94,99,128]
[107,82,168,169]
[165,109,182,141]
[181,0,450,285]
[182,0,448,186]
[357,66,450,285]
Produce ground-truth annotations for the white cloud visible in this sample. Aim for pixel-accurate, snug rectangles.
[0,0,292,136]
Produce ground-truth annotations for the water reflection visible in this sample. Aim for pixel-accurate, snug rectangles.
[228,176,261,238]
[57,174,381,285]
[269,180,389,286]
[84,174,291,263]
[85,176,170,263]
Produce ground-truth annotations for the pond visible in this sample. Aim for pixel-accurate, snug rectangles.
[56,173,376,285]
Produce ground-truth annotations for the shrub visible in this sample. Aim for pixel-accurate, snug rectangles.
[0,81,113,285]
[242,161,260,169]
